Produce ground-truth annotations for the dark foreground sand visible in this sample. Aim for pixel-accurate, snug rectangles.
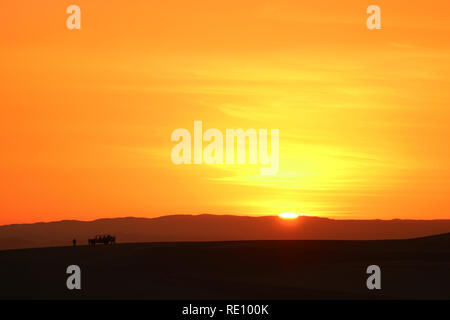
[0,234,449,299]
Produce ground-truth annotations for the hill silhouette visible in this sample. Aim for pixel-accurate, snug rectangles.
[1,214,450,250]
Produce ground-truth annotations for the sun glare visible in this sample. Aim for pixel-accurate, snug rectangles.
[278,212,299,219]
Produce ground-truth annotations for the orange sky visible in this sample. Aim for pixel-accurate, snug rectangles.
[1,1,450,225]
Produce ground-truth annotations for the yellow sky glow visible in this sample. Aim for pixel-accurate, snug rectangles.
[1,1,450,224]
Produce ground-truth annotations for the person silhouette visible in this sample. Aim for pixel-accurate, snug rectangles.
[73,238,76,246]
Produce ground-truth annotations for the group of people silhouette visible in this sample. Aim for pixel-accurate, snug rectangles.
[72,235,116,246]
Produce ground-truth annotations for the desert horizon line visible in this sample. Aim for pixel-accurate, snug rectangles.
[1,213,450,228]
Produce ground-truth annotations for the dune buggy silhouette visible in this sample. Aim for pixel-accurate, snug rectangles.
[88,234,116,246]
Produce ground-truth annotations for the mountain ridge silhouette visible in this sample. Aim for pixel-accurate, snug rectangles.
[1,214,450,250]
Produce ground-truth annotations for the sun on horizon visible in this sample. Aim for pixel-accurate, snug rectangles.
[278,212,300,220]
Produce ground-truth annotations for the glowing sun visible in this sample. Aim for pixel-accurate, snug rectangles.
[278,212,299,219]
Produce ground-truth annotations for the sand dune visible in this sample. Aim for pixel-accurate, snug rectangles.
[0,234,449,299]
